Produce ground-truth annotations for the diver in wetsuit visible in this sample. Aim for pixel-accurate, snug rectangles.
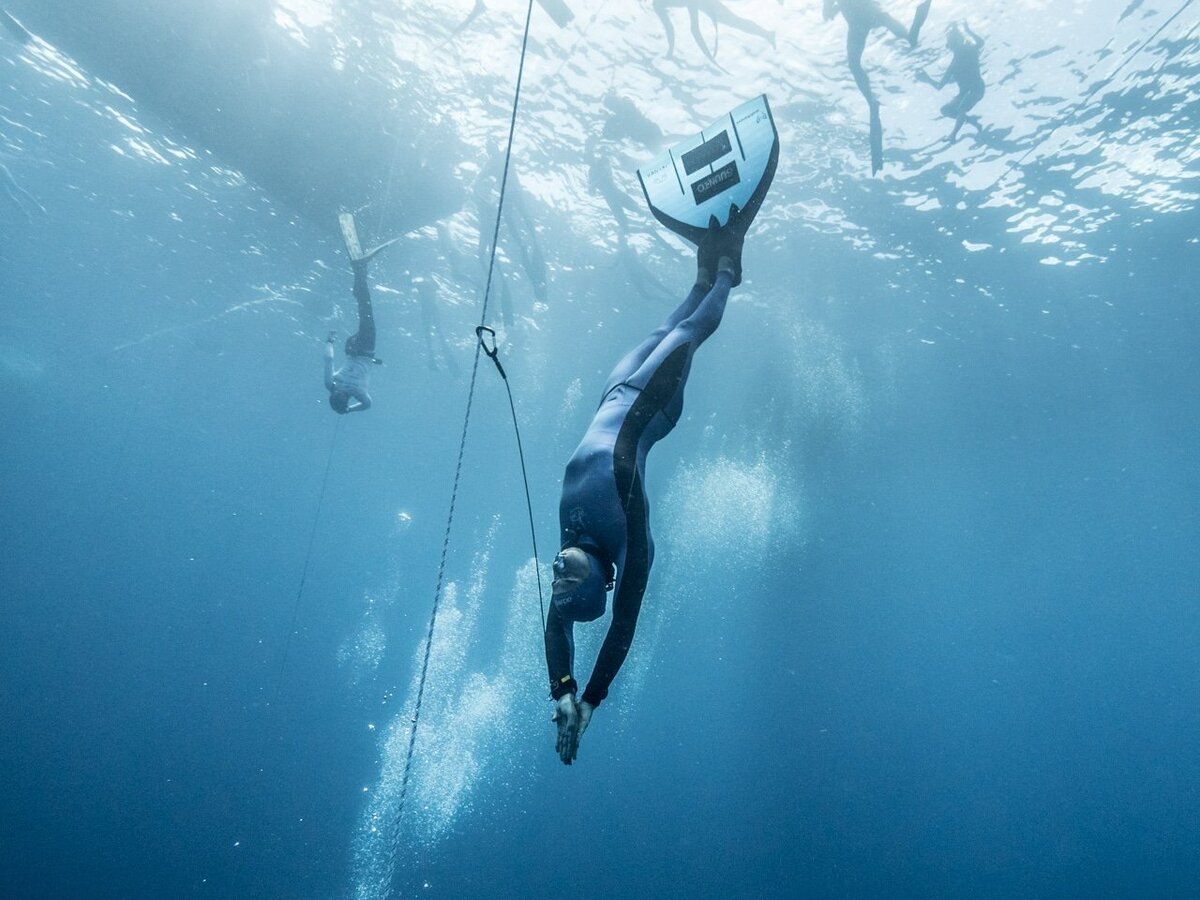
[325,215,393,414]
[325,262,377,414]
[824,0,933,174]
[925,21,984,140]
[546,214,755,765]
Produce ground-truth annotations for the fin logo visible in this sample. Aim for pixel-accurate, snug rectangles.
[691,161,740,205]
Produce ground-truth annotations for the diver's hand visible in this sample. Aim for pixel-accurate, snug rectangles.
[553,694,581,765]
[326,331,338,344]
[577,700,594,742]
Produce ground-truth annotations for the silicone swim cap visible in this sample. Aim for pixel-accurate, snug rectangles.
[551,547,609,622]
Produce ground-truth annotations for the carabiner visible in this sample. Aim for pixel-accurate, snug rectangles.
[475,325,507,379]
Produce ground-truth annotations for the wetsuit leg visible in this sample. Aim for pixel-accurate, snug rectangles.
[688,7,718,62]
[600,281,710,398]
[845,27,885,173]
[622,274,731,420]
[654,0,677,55]
[846,28,873,102]
[346,265,376,357]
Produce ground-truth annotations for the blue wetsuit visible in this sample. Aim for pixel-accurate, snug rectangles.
[546,270,733,707]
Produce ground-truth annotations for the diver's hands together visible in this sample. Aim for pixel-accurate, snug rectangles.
[553,694,595,765]
[326,331,338,344]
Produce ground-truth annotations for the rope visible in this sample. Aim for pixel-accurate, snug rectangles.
[990,0,1196,192]
[476,325,547,631]
[272,415,341,704]
[381,2,538,896]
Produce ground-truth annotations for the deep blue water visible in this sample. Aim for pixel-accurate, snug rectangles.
[2,1,1198,898]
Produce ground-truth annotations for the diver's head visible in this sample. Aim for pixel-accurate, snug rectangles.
[946,21,965,48]
[329,391,351,414]
[551,546,610,623]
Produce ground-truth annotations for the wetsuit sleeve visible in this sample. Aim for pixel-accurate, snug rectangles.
[545,603,578,700]
[324,343,335,391]
[580,562,650,708]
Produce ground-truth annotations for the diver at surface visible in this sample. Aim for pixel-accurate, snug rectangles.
[546,204,767,765]
[824,0,933,174]
[919,20,984,140]
[652,0,775,65]
[324,213,394,415]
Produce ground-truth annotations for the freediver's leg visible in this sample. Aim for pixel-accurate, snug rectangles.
[909,0,932,45]
[654,0,678,56]
[345,263,377,357]
[619,274,732,425]
[846,28,873,101]
[845,28,883,173]
[688,7,720,63]
[600,279,712,395]
[628,275,731,386]
[707,1,775,46]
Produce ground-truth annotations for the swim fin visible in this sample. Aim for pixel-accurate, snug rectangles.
[637,94,779,247]
[339,212,397,263]
[359,237,399,264]
[339,212,364,261]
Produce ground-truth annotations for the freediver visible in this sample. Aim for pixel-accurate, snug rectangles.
[824,0,933,174]
[324,213,395,415]
[652,0,775,65]
[919,20,984,141]
[546,201,769,765]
